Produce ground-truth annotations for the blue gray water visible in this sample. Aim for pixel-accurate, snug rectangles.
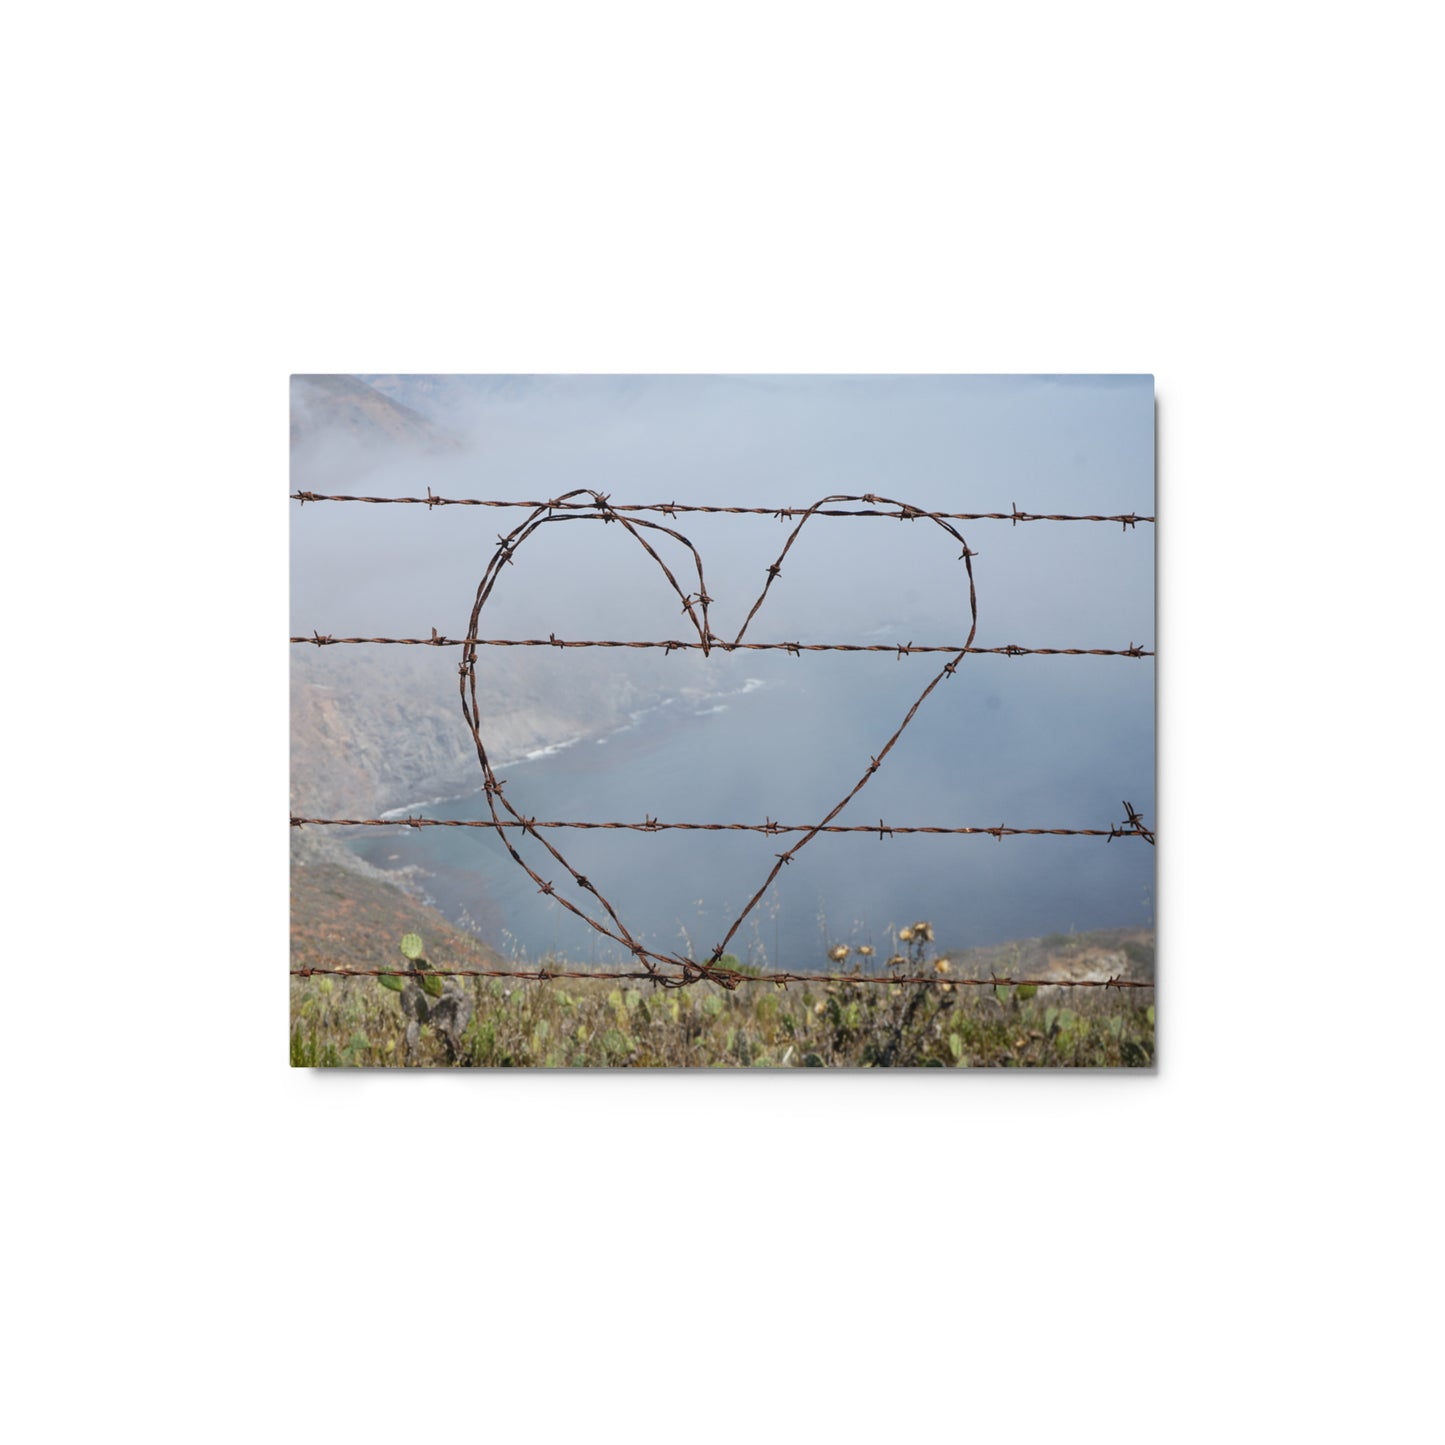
[349,646,1155,969]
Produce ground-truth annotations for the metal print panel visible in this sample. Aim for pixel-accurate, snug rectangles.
[290,374,1155,1067]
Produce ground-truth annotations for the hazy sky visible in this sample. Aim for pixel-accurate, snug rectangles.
[291,374,1154,651]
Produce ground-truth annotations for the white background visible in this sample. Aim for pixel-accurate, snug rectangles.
[5,3,1437,1442]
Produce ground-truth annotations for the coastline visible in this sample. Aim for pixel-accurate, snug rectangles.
[374,676,767,822]
[329,673,771,936]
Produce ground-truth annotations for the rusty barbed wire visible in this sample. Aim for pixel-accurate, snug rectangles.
[295,487,1154,990]
[289,962,1154,990]
[1119,800,1155,845]
[292,489,1153,528]
[291,806,1155,842]
[441,488,992,986]
[291,633,1153,657]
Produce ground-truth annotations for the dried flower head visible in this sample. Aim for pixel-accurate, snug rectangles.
[913,922,935,942]
[857,944,875,957]
[887,954,906,968]
[898,927,914,943]
[828,944,849,963]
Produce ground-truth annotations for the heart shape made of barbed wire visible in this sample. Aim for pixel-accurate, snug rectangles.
[459,490,978,988]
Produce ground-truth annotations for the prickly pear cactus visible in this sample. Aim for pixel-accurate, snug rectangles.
[383,934,473,1063]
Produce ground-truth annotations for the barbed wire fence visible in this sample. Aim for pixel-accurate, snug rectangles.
[291,488,1154,992]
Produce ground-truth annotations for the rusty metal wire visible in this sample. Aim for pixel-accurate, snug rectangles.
[294,487,1154,990]
[292,633,1153,657]
[291,808,1155,841]
[438,489,982,984]
[289,962,1154,990]
[293,489,1152,528]
[1120,800,1155,845]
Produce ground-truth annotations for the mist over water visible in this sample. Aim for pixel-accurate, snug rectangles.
[349,646,1154,968]
[296,374,1156,964]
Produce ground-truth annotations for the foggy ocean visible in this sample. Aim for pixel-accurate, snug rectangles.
[348,645,1155,969]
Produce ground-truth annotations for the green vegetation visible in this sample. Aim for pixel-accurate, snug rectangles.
[290,928,1155,1069]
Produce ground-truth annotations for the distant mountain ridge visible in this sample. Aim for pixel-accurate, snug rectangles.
[290,373,461,456]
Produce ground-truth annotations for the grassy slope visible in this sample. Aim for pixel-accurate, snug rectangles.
[290,881,1156,1068]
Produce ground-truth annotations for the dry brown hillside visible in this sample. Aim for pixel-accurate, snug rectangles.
[291,852,507,974]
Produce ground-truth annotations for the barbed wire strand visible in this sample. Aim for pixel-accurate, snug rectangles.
[292,490,1152,528]
[290,963,1154,990]
[291,810,1155,841]
[292,633,1153,657]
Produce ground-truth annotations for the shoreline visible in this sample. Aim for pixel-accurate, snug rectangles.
[375,675,768,822]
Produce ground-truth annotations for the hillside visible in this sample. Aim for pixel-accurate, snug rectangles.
[290,373,460,454]
[290,643,713,820]
[291,848,507,974]
[289,373,488,965]
[939,926,1155,987]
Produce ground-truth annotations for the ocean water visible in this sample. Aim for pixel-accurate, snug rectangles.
[348,648,1155,970]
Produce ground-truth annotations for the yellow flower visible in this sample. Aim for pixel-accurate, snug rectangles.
[898,927,913,942]
[934,958,950,974]
[857,944,874,957]
[828,944,849,963]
